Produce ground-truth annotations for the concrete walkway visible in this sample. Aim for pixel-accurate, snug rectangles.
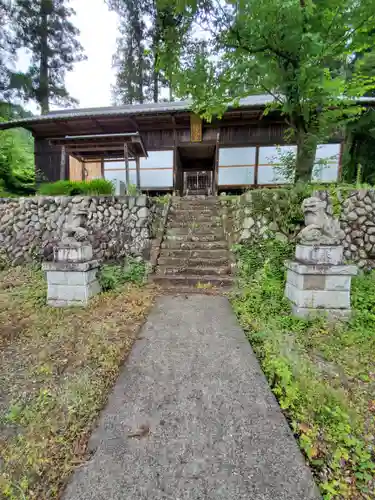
[64,295,321,500]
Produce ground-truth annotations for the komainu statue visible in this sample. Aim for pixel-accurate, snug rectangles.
[61,205,89,244]
[298,197,344,246]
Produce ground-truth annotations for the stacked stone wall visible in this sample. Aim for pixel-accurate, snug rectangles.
[221,188,375,268]
[0,195,159,265]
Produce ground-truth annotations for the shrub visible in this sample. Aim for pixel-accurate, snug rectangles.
[38,179,114,196]
[98,258,146,291]
[86,178,115,195]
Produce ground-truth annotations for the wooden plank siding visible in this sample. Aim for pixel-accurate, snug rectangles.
[35,138,69,182]
[69,156,83,181]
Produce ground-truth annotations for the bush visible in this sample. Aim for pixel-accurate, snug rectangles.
[98,258,146,291]
[38,179,114,196]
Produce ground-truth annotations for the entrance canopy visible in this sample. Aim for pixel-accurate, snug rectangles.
[50,132,148,162]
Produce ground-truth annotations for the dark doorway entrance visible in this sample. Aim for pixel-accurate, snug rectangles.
[177,144,216,196]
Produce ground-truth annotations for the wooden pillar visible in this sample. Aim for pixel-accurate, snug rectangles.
[60,146,66,180]
[172,116,177,194]
[101,158,104,179]
[338,142,344,181]
[124,142,130,192]
[254,146,260,187]
[136,156,141,190]
[214,131,220,195]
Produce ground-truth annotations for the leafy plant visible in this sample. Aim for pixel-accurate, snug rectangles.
[248,184,313,241]
[231,240,375,498]
[98,258,146,291]
[0,113,35,196]
[38,179,114,196]
[126,183,139,196]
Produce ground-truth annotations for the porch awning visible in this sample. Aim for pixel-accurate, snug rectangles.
[49,132,148,162]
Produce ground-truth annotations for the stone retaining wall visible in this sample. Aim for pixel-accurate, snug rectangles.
[315,189,375,268]
[0,195,159,265]
[221,188,375,268]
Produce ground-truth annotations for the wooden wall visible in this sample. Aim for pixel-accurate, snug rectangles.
[35,138,69,182]
[84,161,103,181]
[69,157,83,181]
[68,158,103,181]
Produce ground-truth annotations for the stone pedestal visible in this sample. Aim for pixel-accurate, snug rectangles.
[43,243,101,307]
[285,245,357,320]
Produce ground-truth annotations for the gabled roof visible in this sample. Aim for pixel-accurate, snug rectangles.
[0,95,275,133]
[1,94,374,137]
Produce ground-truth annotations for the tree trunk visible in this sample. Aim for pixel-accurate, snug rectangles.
[294,130,318,183]
[39,0,50,114]
[153,57,159,103]
[152,26,159,103]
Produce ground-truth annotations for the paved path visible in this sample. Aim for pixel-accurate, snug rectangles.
[64,295,321,500]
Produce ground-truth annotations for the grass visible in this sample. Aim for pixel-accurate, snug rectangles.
[0,265,156,499]
[231,240,375,499]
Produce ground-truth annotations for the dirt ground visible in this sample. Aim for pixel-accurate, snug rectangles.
[0,265,156,499]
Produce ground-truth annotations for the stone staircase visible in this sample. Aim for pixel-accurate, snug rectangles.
[152,197,233,293]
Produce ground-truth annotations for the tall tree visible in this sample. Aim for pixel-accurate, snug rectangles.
[0,0,17,101]
[109,0,184,103]
[157,0,375,182]
[13,0,85,114]
[110,0,150,104]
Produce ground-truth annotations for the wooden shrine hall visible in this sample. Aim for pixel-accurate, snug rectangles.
[0,95,361,195]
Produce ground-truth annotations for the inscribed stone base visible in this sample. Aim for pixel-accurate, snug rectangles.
[56,243,93,263]
[43,260,101,307]
[284,259,358,320]
[295,245,343,265]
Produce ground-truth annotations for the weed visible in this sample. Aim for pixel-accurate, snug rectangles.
[0,265,156,498]
[126,183,139,196]
[196,282,213,289]
[98,258,146,291]
[153,194,170,205]
[231,240,375,498]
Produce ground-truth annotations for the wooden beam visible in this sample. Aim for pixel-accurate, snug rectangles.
[60,146,66,180]
[124,142,130,192]
[135,156,141,190]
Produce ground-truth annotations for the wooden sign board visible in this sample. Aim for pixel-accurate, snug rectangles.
[190,113,203,142]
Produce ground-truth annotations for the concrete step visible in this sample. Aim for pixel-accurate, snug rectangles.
[169,209,219,218]
[151,274,233,288]
[157,256,230,267]
[161,240,229,250]
[164,233,225,243]
[159,248,230,260]
[167,217,222,227]
[172,196,218,204]
[159,286,231,296]
[166,227,224,237]
[156,265,231,276]
[170,202,220,212]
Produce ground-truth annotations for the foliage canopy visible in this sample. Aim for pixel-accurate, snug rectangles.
[157,0,375,181]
